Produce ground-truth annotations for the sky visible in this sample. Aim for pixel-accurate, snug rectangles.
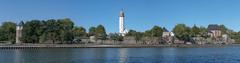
[0,0,240,33]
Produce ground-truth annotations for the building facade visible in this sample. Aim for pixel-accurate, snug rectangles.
[207,24,221,38]
[162,27,171,37]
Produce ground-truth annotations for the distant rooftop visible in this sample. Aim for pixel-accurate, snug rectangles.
[207,24,220,30]
[18,21,24,26]
[163,27,169,32]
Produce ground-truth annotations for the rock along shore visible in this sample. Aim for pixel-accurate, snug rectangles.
[0,44,237,49]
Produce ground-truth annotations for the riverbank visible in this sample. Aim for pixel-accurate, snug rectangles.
[0,44,237,49]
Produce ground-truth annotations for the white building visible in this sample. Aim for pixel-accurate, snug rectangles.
[119,9,128,36]
[16,21,24,44]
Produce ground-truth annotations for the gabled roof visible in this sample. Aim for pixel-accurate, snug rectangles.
[162,27,169,32]
[18,21,24,26]
[207,24,220,30]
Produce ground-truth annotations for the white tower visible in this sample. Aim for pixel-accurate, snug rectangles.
[119,9,126,36]
[16,21,24,44]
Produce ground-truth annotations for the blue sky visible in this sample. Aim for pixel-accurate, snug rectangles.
[0,0,240,33]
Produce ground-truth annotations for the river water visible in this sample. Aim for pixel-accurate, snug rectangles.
[1,46,240,63]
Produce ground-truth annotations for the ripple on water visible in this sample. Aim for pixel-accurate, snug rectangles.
[0,46,240,63]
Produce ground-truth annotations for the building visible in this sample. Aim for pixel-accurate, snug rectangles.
[162,27,174,44]
[162,27,171,37]
[16,21,24,44]
[207,24,221,38]
[119,9,128,36]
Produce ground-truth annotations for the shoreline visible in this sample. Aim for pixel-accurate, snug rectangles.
[0,44,237,49]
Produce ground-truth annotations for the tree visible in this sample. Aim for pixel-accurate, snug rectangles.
[0,22,16,43]
[151,26,163,37]
[109,33,123,44]
[134,32,143,43]
[125,29,143,43]
[109,33,118,43]
[144,30,152,37]
[45,19,58,44]
[219,25,229,34]
[230,31,240,43]
[143,26,163,37]
[172,24,191,41]
[0,28,5,41]
[88,27,96,36]
[191,25,200,37]
[199,26,208,38]
[57,18,74,44]
[96,25,107,43]
[73,26,87,37]
[22,20,44,43]
[126,29,137,36]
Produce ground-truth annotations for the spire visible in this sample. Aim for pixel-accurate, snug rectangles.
[119,9,124,17]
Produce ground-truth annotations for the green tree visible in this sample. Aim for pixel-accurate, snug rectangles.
[143,26,163,37]
[57,18,74,44]
[126,29,137,36]
[96,25,107,43]
[45,19,58,44]
[219,25,229,34]
[109,33,118,43]
[199,26,208,38]
[230,31,240,43]
[126,29,143,43]
[151,26,163,37]
[134,32,143,43]
[0,22,16,43]
[73,26,87,37]
[88,27,96,36]
[144,30,152,37]
[109,33,124,44]
[172,24,191,41]
[22,20,44,43]
[191,25,200,37]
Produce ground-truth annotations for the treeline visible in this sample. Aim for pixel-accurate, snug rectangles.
[0,18,240,44]
[0,22,16,43]
[0,18,107,44]
[125,24,239,43]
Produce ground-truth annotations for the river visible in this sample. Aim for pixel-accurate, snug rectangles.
[1,46,240,63]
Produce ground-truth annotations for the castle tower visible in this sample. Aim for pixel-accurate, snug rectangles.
[16,21,24,44]
[119,9,126,36]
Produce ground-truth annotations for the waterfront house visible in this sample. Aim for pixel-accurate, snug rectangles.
[162,27,173,44]
[207,24,221,38]
[162,27,171,37]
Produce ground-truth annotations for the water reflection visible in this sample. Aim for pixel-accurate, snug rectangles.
[14,49,22,63]
[118,48,128,63]
[1,46,240,63]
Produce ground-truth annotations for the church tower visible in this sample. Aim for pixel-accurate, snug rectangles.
[16,21,24,44]
[119,9,126,36]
